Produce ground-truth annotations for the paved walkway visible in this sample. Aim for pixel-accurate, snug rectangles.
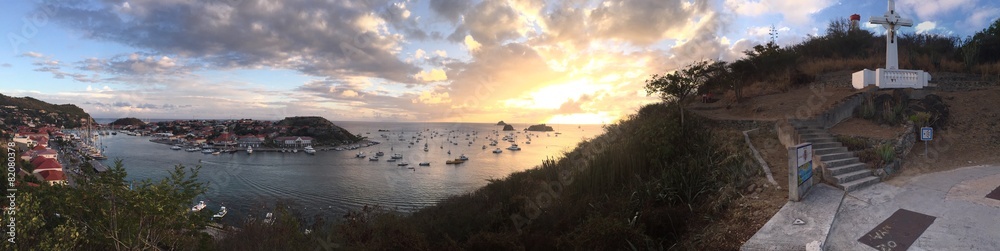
[826,164,1000,250]
[743,165,1000,250]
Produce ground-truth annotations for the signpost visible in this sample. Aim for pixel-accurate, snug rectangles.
[920,127,932,155]
[788,143,814,201]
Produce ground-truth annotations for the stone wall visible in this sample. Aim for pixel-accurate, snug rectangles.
[873,122,917,180]
[814,88,877,129]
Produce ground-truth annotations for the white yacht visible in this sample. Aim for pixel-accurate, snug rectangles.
[171,145,182,150]
[369,156,379,161]
[303,146,316,154]
[186,147,200,152]
[246,146,253,154]
[201,148,216,154]
[507,144,521,151]
[191,201,206,212]
[356,152,366,158]
[391,153,403,159]
[213,206,228,218]
[459,154,469,161]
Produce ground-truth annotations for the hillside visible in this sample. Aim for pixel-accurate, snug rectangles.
[110,117,145,127]
[0,93,91,129]
[274,116,361,145]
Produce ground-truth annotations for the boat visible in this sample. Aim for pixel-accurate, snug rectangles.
[111,132,117,135]
[386,158,397,162]
[397,162,409,166]
[482,145,487,149]
[303,146,316,154]
[423,147,429,152]
[525,141,531,144]
[186,147,200,152]
[493,148,503,153]
[171,145,182,150]
[246,146,253,154]
[391,153,403,159]
[263,212,274,224]
[459,154,469,161]
[212,206,228,218]
[191,201,206,212]
[445,159,465,164]
[356,152,366,158]
[212,151,220,155]
[418,162,430,166]
[202,148,216,154]
[376,151,385,156]
[369,156,379,161]
[507,144,521,151]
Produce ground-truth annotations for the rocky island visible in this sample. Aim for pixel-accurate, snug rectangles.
[525,124,554,131]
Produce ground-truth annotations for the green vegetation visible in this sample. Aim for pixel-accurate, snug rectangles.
[109,117,146,127]
[0,93,91,129]
[4,161,212,250]
[273,116,361,144]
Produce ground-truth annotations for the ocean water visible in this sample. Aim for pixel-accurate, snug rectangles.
[93,121,603,223]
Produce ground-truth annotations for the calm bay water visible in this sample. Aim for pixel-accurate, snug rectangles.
[93,121,603,223]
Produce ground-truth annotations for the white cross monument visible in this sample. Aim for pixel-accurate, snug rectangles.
[852,0,931,89]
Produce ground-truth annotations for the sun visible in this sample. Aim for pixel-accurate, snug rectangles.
[546,113,614,125]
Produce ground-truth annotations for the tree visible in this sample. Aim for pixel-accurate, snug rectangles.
[645,60,717,127]
[3,161,211,250]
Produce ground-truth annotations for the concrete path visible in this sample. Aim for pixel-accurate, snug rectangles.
[742,183,843,250]
[826,165,1000,250]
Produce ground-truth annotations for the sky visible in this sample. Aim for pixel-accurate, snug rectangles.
[0,0,997,124]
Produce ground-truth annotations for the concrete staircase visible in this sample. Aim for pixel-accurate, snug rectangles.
[791,120,880,191]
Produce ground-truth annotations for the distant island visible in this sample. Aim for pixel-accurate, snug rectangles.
[525,124,554,131]
[496,120,507,126]
[502,124,515,131]
[110,117,145,127]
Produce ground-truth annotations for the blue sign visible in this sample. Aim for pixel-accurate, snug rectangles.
[920,127,933,141]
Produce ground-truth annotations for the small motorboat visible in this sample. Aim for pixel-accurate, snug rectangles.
[459,154,469,161]
[446,159,465,164]
[397,162,409,166]
[369,156,379,161]
[191,201,206,212]
[492,148,503,153]
[356,152,366,158]
[213,206,228,218]
[171,145,182,150]
[418,162,430,166]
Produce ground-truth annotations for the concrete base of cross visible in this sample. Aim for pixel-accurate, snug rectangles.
[852,68,931,89]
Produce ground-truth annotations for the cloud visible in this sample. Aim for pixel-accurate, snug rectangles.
[112,101,132,107]
[557,94,593,114]
[434,50,448,57]
[415,69,448,82]
[22,51,44,58]
[45,0,423,83]
[898,0,978,21]
[1,63,10,68]
[341,90,360,98]
[429,0,472,23]
[915,21,937,34]
[136,103,158,109]
[726,0,836,25]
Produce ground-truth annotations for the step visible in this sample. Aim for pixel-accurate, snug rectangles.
[838,176,880,192]
[824,157,860,168]
[801,137,836,143]
[827,163,867,176]
[798,132,831,138]
[817,151,854,160]
[812,142,843,149]
[834,169,872,184]
[815,147,848,155]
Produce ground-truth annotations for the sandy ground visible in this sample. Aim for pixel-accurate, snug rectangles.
[829,117,907,140]
[889,87,1000,185]
[689,84,860,121]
